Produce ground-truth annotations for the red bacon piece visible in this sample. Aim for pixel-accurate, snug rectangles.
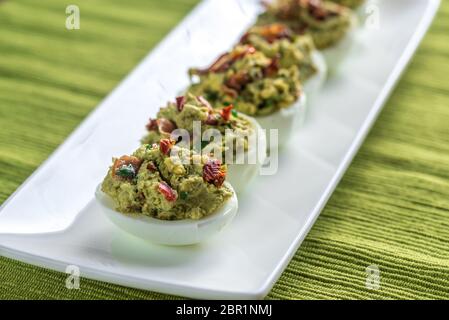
[146,118,176,135]
[175,96,186,112]
[203,159,226,187]
[220,105,234,122]
[146,118,158,131]
[159,138,175,155]
[225,71,251,92]
[146,162,157,172]
[193,46,256,75]
[158,182,177,202]
[205,113,219,125]
[157,118,176,135]
[263,57,280,77]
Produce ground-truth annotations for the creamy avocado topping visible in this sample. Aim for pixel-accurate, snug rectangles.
[329,0,364,9]
[240,23,318,81]
[257,0,353,50]
[142,93,254,158]
[101,141,233,220]
[188,45,302,116]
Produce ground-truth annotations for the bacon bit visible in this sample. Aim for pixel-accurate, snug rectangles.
[158,182,177,202]
[260,24,293,43]
[197,96,213,111]
[241,25,292,44]
[302,0,333,21]
[275,0,330,21]
[193,52,232,75]
[175,96,186,112]
[146,118,158,131]
[159,138,175,155]
[203,159,226,187]
[239,32,250,44]
[157,118,176,135]
[198,96,219,125]
[225,71,251,92]
[146,118,176,135]
[263,57,280,77]
[231,46,256,62]
[193,46,256,75]
[112,155,142,180]
[310,7,327,20]
[205,113,219,125]
[292,24,309,35]
[146,161,157,172]
[209,52,234,73]
[220,105,234,122]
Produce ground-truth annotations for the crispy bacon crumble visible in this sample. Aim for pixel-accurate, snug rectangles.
[203,159,226,187]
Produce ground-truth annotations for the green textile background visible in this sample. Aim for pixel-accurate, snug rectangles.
[0,0,448,300]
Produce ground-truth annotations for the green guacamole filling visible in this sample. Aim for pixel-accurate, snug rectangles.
[101,142,233,220]
[240,23,318,82]
[142,93,254,159]
[329,0,364,9]
[257,0,353,50]
[188,45,302,117]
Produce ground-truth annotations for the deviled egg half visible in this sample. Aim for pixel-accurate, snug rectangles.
[96,141,238,246]
[239,22,327,108]
[328,0,368,25]
[142,93,267,194]
[187,44,306,150]
[257,0,358,71]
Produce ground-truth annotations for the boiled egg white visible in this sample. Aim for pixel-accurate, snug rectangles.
[225,113,267,194]
[95,183,238,246]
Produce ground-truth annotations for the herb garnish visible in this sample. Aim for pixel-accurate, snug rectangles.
[116,164,136,179]
[180,191,189,200]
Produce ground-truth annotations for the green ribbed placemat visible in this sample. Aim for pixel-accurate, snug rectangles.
[1,0,448,300]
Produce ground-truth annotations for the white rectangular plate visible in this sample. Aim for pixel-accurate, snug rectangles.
[0,0,440,299]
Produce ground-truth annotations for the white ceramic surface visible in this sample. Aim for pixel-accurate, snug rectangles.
[0,0,440,300]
